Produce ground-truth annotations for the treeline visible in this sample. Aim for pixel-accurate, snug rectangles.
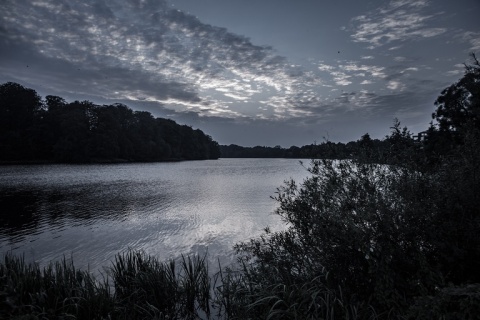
[219,119,457,166]
[220,118,437,162]
[0,82,220,162]
[220,130,412,160]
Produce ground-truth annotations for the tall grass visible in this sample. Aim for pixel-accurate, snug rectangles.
[0,252,113,319]
[111,250,211,319]
[0,250,213,320]
[212,257,366,320]
[1,250,366,319]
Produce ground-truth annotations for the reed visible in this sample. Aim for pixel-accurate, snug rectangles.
[212,259,364,320]
[0,250,213,319]
[110,250,212,319]
[0,252,114,319]
[1,251,361,319]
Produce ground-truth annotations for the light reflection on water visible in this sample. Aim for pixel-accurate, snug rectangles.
[0,159,310,272]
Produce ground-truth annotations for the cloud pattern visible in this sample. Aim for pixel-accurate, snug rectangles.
[1,0,323,120]
[0,0,477,144]
[350,0,447,49]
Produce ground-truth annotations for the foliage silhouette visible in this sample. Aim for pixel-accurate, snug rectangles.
[0,82,220,163]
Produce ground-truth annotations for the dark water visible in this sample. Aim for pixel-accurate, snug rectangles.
[0,159,309,272]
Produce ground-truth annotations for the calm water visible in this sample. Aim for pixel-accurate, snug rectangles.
[0,159,310,272]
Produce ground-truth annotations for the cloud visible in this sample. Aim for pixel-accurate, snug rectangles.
[349,0,446,48]
[462,31,480,51]
[0,0,322,121]
[341,63,387,79]
[387,80,405,91]
[316,61,387,88]
[0,0,460,146]
[446,63,466,76]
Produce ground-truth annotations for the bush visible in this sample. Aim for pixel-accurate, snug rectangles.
[406,284,480,320]
[228,158,444,318]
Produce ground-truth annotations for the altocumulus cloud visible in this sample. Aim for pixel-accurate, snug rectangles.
[0,0,328,121]
[349,0,447,49]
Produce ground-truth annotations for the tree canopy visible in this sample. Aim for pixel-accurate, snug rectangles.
[219,119,414,163]
[0,82,220,162]
[433,54,480,133]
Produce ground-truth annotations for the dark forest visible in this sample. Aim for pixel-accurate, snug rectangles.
[0,82,221,163]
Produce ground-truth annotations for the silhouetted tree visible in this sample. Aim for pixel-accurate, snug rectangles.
[432,53,480,134]
[0,82,220,163]
[0,82,43,160]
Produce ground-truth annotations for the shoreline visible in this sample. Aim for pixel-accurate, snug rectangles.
[0,157,219,165]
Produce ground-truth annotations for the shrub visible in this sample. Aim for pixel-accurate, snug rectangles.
[406,284,480,319]
[225,158,442,318]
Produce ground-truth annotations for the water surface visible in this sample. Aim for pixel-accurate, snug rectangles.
[0,159,310,271]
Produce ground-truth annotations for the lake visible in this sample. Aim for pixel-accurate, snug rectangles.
[0,158,310,273]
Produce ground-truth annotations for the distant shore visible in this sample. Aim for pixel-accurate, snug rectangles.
[0,157,218,165]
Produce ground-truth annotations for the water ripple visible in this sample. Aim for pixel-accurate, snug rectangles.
[0,159,309,272]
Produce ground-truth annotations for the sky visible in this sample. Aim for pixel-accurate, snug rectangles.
[1,0,479,147]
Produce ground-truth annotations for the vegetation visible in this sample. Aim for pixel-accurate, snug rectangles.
[219,127,415,161]
[220,54,480,319]
[0,83,220,163]
[1,55,479,319]
[0,251,215,320]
